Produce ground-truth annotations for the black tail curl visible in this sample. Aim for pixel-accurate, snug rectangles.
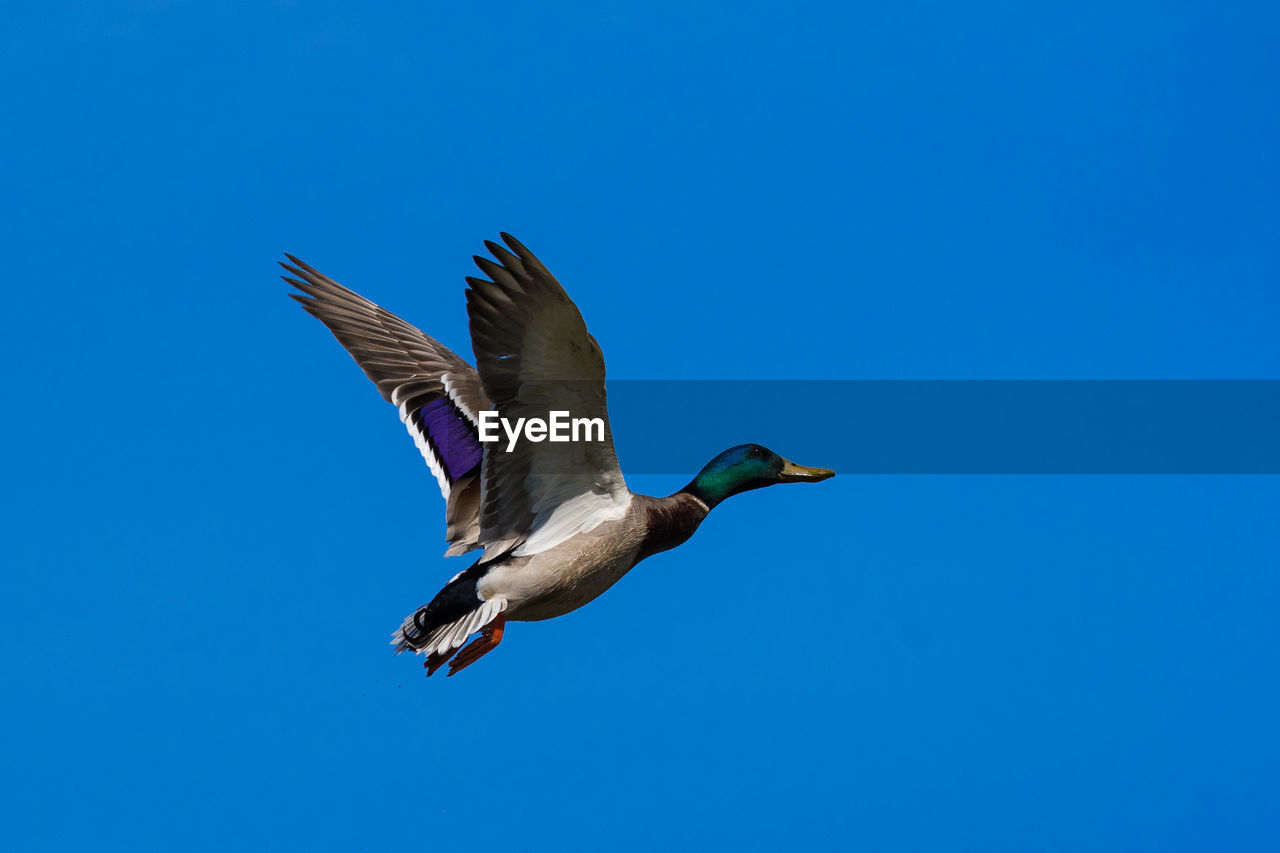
[393,561,487,654]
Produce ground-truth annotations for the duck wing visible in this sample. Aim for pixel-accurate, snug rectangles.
[466,233,631,561]
[283,255,488,556]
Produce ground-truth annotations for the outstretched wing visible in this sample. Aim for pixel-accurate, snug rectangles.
[283,255,488,556]
[465,233,630,561]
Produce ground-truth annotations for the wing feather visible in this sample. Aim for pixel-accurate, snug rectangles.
[465,234,631,560]
[285,256,489,555]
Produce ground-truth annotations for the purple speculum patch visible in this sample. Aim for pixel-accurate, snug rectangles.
[418,397,483,481]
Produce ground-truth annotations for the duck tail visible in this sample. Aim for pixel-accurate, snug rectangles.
[391,561,509,675]
[391,595,501,651]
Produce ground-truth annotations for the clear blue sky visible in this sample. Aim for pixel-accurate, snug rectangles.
[3,2,1278,850]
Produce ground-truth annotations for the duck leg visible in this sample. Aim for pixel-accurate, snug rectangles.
[445,615,507,676]
[424,649,452,677]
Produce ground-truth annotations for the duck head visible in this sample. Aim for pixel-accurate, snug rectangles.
[682,444,834,508]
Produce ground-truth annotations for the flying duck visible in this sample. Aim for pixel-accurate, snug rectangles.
[283,234,834,676]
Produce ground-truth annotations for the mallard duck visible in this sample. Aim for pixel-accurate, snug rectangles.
[283,234,834,676]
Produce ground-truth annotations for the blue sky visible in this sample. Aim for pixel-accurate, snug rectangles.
[2,2,1278,850]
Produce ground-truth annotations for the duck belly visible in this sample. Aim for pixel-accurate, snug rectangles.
[477,537,644,622]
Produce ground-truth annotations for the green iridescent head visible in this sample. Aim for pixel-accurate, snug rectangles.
[683,444,834,508]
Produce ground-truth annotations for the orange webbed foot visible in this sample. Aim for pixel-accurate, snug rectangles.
[445,616,506,677]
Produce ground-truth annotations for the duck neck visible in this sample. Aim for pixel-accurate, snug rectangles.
[637,491,712,562]
[679,471,739,510]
